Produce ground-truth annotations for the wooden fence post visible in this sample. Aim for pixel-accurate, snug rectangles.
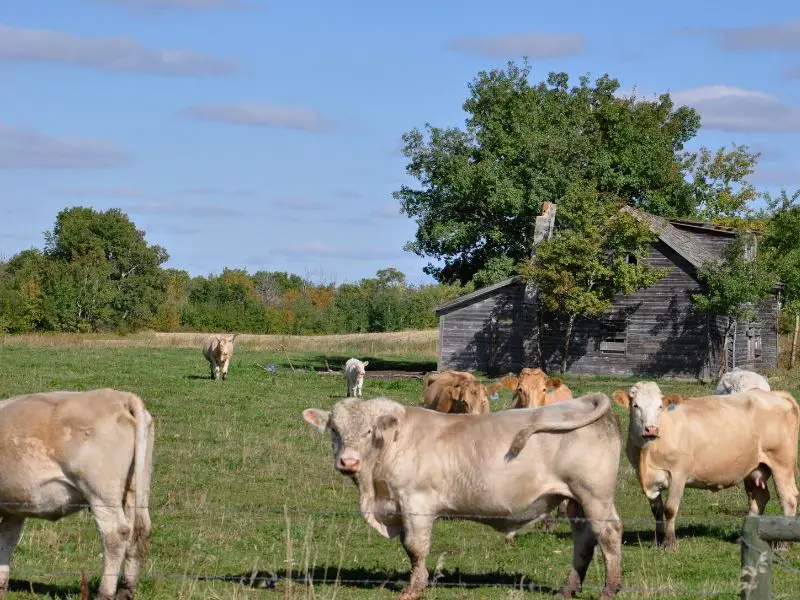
[740,516,772,599]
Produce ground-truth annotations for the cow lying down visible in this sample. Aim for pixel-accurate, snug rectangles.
[303,393,623,600]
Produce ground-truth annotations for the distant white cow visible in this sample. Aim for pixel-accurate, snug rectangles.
[344,358,370,398]
[715,368,771,395]
[0,388,154,600]
[203,333,238,380]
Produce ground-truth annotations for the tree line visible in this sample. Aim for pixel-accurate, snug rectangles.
[0,207,466,335]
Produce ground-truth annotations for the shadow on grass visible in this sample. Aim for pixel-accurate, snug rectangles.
[8,579,81,598]
[550,523,740,545]
[285,354,437,374]
[213,567,556,593]
[185,374,213,380]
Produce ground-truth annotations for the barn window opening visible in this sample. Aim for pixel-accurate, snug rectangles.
[746,325,762,360]
[600,320,628,356]
[625,254,637,265]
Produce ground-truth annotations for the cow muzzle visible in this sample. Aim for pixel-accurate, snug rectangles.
[643,425,659,438]
[336,457,361,475]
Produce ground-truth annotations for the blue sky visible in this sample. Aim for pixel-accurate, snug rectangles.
[1,0,798,284]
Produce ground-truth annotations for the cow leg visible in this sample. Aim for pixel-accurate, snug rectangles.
[397,513,433,600]
[539,510,556,534]
[648,493,666,548]
[770,466,799,551]
[91,504,132,600]
[559,500,596,598]
[221,359,230,381]
[662,478,686,551]
[0,517,25,594]
[744,476,770,516]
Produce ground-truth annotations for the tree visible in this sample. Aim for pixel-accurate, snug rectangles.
[394,61,712,286]
[518,185,669,372]
[692,234,774,375]
[760,188,800,367]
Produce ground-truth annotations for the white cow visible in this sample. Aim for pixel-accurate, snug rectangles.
[714,368,771,395]
[344,358,369,398]
[0,388,154,600]
[303,393,623,600]
[203,333,238,380]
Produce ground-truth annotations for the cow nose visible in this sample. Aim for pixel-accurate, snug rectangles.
[337,457,361,474]
[643,425,659,438]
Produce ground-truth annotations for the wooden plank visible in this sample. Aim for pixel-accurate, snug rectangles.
[756,516,800,543]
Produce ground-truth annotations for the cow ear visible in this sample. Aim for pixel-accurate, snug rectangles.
[546,377,563,389]
[662,395,682,408]
[612,391,631,408]
[231,333,239,342]
[373,414,399,446]
[302,408,330,432]
[362,360,369,368]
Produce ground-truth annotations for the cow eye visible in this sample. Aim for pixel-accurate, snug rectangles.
[364,429,372,437]
[632,403,639,409]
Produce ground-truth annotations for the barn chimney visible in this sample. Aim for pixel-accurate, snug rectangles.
[531,201,557,256]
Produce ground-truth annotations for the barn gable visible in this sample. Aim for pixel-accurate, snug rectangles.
[435,207,779,378]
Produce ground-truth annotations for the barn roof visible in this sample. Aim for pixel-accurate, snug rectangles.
[435,206,751,315]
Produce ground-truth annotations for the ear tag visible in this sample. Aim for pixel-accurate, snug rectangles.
[667,403,677,411]
[490,393,500,401]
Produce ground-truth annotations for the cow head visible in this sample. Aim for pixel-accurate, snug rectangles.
[460,381,494,414]
[613,382,681,446]
[513,368,550,408]
[215,334,237,362]
[303,398,403,477]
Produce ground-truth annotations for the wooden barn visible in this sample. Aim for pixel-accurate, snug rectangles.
[434,206,781,379]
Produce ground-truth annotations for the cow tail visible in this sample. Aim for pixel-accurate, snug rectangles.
[506,393,611,460]
[128,393,153,560]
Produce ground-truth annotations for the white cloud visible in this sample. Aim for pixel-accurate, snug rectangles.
[273,197,332,211]
[101,0,250,8]
[126,201,245,217]
[0,24,235,76]
[446,32,584,58]
[669,86,800,133]
[0,123,130,169]
[55,186,146,198]
[180,187,256,197]
[183,103,332,133]
[676,21,800,52]
[272,241,404,262]
[369,203,403,219]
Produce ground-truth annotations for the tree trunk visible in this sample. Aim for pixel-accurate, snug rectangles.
[718,316,735,379]
[791,312,799,370]
[561,314,576,374]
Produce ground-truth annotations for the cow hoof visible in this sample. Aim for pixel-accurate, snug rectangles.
[557,585,578,598]
[115,588,135,600]
[397,588,423,600]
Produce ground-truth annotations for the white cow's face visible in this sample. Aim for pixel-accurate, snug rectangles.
[216,337,234,361]
[614,382,668,447]
[303,399,399,477]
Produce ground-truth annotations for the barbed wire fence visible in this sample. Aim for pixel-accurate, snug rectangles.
[6,502,800,598]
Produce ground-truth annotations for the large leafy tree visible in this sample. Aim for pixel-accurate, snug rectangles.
[394,60,760,286]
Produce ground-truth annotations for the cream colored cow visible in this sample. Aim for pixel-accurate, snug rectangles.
[714,368,771,395]
[614,382,799,549]
[203,333,238,380]
[0,388,154,600]
[303,393,623,600]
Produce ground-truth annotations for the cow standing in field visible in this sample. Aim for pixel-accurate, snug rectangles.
[203,333,238,380]
[421,370,476,392]
[303,393,623,600]
[613,382,799,549]
[421,371,501,415]
[512,367,573,408]
[0,388,154,600]
[714,368,771,395]
[344,358,369,398]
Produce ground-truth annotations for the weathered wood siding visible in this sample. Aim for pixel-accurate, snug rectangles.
[539,241,713,378]
[438,282,534,374]
[671,224,736,255]
[733,299,780,371]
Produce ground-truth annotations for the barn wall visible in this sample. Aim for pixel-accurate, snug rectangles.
[732,299,780,371]
[438,282,534,374]
[539,242,713,378]
[670,224,736,255]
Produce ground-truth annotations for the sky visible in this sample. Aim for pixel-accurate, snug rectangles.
[0,0,799,285]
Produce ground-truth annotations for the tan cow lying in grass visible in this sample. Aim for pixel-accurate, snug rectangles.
[0,388,154,600]
[203,333,238,380]
[303,393,623,600]
[421,370,501,415]
[512,367,573,408]
[613,382,799,549]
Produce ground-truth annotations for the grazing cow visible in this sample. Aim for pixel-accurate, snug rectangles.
[512,367,573,409]
[714,368,771,395]
[344,358,370,398]
[303,393,623,600]
[613,382,799,549]
[421,377,501,415]
[0,388,154,600]
[421,370,476,392]
[203,333,238,380]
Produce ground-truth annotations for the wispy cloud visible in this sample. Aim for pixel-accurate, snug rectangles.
[0,24,235,76]
[183,103,333,133]
[55,186,147,198]
[675,21,800,52]
[369,203,403,219]
[180,187,257,197]
[100,0,251,9]
[272,196,332,211]
[752,167,800,187]
[0,123,130,169]
[126,201,245,217]
[333,189,363,200]
[785,65,800,80]
[272,241,403,262]
[670,86,800,133]
[446,32,584,58]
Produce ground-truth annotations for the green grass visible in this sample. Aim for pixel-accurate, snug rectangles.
[0,342,798,599]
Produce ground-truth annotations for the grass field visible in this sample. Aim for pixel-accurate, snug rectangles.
[0,331,799,599]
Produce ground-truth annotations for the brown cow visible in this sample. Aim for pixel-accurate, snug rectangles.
[303,393,623,600]
[613,382,800,549]
[513,367,573,409]
[0,388,154,599]
[421,376,501,415]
